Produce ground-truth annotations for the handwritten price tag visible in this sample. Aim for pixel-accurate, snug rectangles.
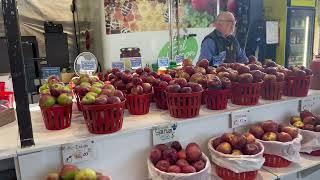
[300,96,320,111]
[153,123,178,145]
[62,140,96,164]
[231,110,250,128]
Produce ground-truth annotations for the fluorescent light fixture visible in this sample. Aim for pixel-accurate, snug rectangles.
[303,16,310,67]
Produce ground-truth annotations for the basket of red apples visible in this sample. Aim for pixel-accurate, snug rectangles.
[153,74,172,110]
[72,74,105,111]
[81,84,126,134]
[38,76,73,130]
[283,65,312,97]
[204,74,231,110]
[148,141,210,180]
[290,110,320,156]
[249,120,302,167]
[166,79,203,118]
[208,132,265,180]
[219,61,263,105]
[46,164,111,180]
[260,60,286,100]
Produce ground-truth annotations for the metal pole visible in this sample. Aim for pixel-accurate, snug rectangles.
[168,0,173,61]
[2,0,34,148]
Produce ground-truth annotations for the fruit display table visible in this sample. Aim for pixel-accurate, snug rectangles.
[5,90,320,179]
[0,120,18,160]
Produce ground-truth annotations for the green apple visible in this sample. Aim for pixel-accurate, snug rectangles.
[87,92,98,98]
[39,95,56,107]
[80,82,91,88]
[63,86,72,93]
[81,94,96,105]
[57,93,73,106]
[60,164,79,180]
[90,86,102,95]
[39,83,49,93]
[92,82,104,88]
[74,168,96,180]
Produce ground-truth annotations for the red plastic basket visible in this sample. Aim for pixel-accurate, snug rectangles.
[308,150,320,156]
[0,82,5,92]
[215,165,258,180]
[205,89,230,110]
[202,91,207,105]
[153,87,167,110]
[284,76,311,97]
[166,91,202,118]
[231,82,262,105]
[263,154,291,167]
[40,105,72,130]
[82,101,125,134]
[261,81,285,100]
[0,91,14,108]
[126,94,151,115]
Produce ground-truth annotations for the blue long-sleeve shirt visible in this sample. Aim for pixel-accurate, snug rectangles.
[199,38,248,66]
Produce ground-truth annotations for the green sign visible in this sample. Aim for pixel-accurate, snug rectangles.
[291,0,316,7]
[158,36,198,63]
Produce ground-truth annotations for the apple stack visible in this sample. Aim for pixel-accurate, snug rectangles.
[208,132,265,180]
[80,83,126,134]
[148,141,210,180]
[249,120,302,167]
[72,74,106,111]
[106,67,154,115]
[283,65,313,97]
[38,76,73,130]
[290,110,320,156]
[46,164,111,180]
[218,56,264,105]
[260,59,286,100]
[153,75,170,110]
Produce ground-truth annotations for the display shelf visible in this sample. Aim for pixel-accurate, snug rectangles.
[263,154,320,178]
[211,165,278,180]
[17,90,320,155]
[0,120,18,160]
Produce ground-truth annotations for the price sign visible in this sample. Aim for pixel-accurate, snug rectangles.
[158,57,169,68]
[41,67,60,79]
[112,61,125,71]
[74,52,98,75]
[231,110,250,128]
[300,96,320,111]
[80,59,96,71]
[153,123,178,145]
[62,140,96,164]
[175,55,184,65]
[130,57,142,69]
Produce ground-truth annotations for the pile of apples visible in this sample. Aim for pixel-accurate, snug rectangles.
[249,120,298,142]
[72,74,105,97]
[211,132,262,155]
[81,84,125,105]
[46,164,110,180]
[149,141,206,173]
[291,110,320,132]
[39,76,73,107]
[105,67,154,95]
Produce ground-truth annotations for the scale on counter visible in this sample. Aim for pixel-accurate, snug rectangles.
[74,52,98,76]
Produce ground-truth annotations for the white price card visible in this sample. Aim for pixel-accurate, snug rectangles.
[300,96,320,111]
[231,110,250,128]
[62,140,96,164]
[153,123,178,145]
[158,57,169,68]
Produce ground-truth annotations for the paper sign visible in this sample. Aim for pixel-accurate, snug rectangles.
[231,110,250,128]
[153,123,178,145]
[300,96,320,111]
[80,59,96,71]
[176,55,184,65]
[112,61,125,71]
[130,57,142,69]
[62,140,96,164]
[158,57,169,68]
[266,21,279,44]
[41,67,60,79]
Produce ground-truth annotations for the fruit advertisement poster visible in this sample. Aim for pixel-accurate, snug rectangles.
[104,0,221,34]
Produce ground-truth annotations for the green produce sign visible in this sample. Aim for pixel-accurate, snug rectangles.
[158,36,198,63]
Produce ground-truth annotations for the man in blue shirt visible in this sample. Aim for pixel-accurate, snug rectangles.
[199,12,248,66]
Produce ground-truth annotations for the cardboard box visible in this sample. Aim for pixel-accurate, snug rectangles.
[61,73,75,83]
[0,108,16,127]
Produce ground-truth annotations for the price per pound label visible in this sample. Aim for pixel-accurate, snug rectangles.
[158,57,169,68]
[300,96,320,111]
[175,55,184,65]
[231,110,250,128]
[62,140,96,164]
[130,57,142,69]
[112,61,125,71]
[153,123,178,145]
